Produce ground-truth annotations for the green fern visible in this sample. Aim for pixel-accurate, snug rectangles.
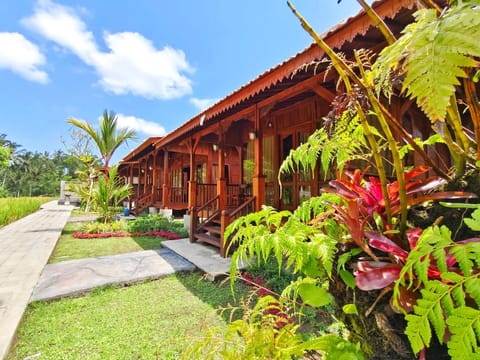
[279,111,376,181]
[227,195,342,298]
[375,1,480,122]
[182,295,366,359]
[447,307,480,359]
[393,225,480,358]
[228,209,338,280]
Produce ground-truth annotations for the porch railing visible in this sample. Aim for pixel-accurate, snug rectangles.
[227,184,252,207]
[170,186,187,205]
[155,187,162,204]
[196,183,216,206]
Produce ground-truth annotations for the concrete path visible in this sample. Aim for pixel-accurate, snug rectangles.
[0,200,73,360]
[163,238,249,280]
[31,248,195,302]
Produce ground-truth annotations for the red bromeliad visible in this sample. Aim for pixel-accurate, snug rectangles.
[355,230,480,293]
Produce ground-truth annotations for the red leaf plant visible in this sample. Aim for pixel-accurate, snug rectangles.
[322,166,476,258]
[354,230,480,312]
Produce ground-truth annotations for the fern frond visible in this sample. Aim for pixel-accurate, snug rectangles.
[228,201,340,290]
[446,307,480,360]
[405,280,446,353]
[395,226,453,292]
[375,3,480,122]
[278,111,373,183]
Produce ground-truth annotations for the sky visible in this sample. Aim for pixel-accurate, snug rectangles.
[0,0,365,164]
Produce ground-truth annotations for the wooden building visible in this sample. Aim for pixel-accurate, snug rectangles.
[118,0,446,256]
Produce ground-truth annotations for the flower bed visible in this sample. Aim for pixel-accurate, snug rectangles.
[73,231,182,240]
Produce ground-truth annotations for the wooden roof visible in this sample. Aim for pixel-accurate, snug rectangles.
[122,0,447,159]
[120,136,162,163]
[153,0,426,150]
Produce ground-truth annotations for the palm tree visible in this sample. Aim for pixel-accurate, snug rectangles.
[67,110,137,219]
[67,110,137,171]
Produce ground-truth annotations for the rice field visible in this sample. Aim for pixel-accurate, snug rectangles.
[0,197,54,227]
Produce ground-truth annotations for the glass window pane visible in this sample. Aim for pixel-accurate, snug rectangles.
[263,136,274,182]
[242,140,254,183]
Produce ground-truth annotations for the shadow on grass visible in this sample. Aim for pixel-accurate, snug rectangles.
[132,235,164,250]
[174,270,253,322]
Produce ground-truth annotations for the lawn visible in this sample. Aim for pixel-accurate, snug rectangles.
[8,272,250,360]
[49,221,165,263]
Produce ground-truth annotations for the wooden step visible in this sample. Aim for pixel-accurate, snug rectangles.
[194,232,221,247]
[203,225,221,235]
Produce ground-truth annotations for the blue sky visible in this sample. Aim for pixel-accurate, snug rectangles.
[0,0,364,163]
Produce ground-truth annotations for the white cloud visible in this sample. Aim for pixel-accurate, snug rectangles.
[22,0,193,99]
[115,113,166,137]
[0,32,48,83]
[190,97,219,111]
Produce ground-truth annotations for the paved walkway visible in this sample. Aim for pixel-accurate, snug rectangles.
[31,248,195,302]
[0,202,239,360]
[0,200,73,360]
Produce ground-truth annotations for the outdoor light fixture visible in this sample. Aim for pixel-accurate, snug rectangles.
[212,144,219,151]
[148,166,153,171]
[267,120,273,128]
[248,131,257,140]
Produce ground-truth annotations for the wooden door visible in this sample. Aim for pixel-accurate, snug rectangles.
[278,130,313,210]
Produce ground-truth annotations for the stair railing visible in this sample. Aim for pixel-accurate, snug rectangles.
[220,196,255,257]
[190,195,220,242]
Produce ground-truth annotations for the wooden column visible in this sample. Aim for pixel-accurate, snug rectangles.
[252,105,265,211]
[188,137,199,210]
[162,149,169,208]
[152,150,157,202]
[129,164,134,209]
[217,128,227,211]
[142,159,147,196]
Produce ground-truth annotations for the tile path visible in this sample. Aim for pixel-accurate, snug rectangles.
[0,201,73,360]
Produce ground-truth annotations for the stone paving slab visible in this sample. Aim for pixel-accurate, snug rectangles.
[31,248,196,302]
[162,238,249,280]
[0,201,73,360]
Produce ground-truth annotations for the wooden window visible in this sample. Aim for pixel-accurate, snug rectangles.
[171,168,182,187]
[242,140,254,184]
[263,135,275,205]
[196,163,206,183]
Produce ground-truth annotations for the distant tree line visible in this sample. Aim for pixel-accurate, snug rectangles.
[0,133,82,197]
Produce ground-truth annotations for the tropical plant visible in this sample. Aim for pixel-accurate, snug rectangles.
[67,109,137,171]
[392,217,480,359]
[90,165,132,223]
[62,127,100,211]
[374,0,480,176]
[182,294,366,360]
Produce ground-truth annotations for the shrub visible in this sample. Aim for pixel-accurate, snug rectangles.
[80,220,126,234]
[127,214,188,238]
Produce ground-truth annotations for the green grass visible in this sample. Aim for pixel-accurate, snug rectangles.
[8,272,250,360]
[0,197,54,227]
[49,222,164,263]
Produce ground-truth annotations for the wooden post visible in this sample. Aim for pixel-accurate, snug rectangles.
[129,164,134,209]
[217,130,227,211]
[220,210,228,257]
[143,159,148,197]
[162,149,169,208]
[188,137,199,210]
[152,150,157,202]
[252,105,265,211]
